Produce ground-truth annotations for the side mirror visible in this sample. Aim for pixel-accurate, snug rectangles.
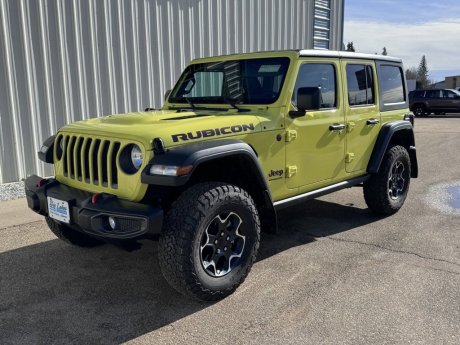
[164,89,172,101]
[289,87,321,118]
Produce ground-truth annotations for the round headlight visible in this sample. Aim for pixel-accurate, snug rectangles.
[130,145,143,170]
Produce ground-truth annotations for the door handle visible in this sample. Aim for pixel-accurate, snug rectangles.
[366,118,380,126]
[329,123,346,132]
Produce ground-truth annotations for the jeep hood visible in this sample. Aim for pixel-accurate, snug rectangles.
[59,110,262,149]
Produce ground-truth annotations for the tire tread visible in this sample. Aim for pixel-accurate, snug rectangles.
[158,182,260,301]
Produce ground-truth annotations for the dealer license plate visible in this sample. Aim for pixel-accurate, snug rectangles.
[47,197,70,223]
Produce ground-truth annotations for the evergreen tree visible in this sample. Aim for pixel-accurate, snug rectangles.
[382,47,388,56]
[417,55,429,89]
[346,42,355,52]
[405,67,418,80]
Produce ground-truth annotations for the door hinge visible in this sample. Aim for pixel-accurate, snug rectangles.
[285,130,297,142]
[286,165,297,178]
[347,122,355,133]
[345,153,355,163]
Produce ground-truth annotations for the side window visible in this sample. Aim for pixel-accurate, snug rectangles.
[292,63,336,109]
[443,90,456,99]
[425,90,440,99]
[379,65,405,104]
[346,64,375,106]
[414,90,424,98]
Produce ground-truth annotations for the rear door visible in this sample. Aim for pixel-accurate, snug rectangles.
[425,90,443,111]
[342,60,381,173]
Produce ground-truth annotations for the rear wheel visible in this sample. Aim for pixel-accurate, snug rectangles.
[158,182,260,301]
[46,217,104,247]
[363,145,411,215]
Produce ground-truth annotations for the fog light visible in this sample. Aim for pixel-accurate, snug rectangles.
[108,216,117,230]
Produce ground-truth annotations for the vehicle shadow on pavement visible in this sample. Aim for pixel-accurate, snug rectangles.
[258,199,383,261]
[0,238,207,345]
[0,200,381,345]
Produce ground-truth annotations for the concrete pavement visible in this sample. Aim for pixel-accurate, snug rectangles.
[0,117,459,345]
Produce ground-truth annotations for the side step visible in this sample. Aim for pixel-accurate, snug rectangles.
[273,175,370,211]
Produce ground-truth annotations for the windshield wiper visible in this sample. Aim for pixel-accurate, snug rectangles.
[223,97,240,110]
[184,97,196,110]
[223,97,250,112]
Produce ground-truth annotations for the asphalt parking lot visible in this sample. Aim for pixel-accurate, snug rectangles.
[1,116,459,345]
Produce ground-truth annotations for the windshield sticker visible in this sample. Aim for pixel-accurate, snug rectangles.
[258,64,281,73]
[172,123,255,142]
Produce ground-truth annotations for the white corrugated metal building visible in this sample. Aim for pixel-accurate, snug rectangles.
[0,0,344,184]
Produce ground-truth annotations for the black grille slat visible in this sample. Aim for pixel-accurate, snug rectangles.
[101,141,110,186]
[111,142,121,188]
[68,136,77,178]
[92,139,101,185]
[84,138,92,182]
[75,137,84,180]
[63,136,69,176]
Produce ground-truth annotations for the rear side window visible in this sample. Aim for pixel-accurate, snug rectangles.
[444,90,459,99]
[379,65,405,104]
[293,63,336,109]
[346,64,375,106]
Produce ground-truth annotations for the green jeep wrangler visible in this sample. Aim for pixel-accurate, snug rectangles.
[26,50,418,301]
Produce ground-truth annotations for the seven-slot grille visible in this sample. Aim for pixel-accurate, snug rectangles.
[58,134,121,188]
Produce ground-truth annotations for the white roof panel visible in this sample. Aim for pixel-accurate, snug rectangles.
[299,49,402,63]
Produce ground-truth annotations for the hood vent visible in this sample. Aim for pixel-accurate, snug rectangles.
[161,114,212,121]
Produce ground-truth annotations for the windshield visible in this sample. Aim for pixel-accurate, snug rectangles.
[168,57,290,105]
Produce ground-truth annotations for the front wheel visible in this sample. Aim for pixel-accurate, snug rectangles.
[158,182,260,301]
[413,104,427,117]
[363,145,411,215]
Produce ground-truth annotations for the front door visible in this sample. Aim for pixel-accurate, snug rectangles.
[285,59,346,189]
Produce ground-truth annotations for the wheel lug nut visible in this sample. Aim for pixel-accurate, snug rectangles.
[214,240,218,244]
[217,249,221,253]
[226,236,230,241]
[221,232,224,236]
[224,247,227,251]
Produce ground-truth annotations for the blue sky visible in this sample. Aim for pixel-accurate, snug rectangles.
[344,0,460,82]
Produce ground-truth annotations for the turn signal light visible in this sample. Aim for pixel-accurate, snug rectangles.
[149,164,193,176]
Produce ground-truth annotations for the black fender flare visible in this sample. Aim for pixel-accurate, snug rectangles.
[367,120,418,178]
[141,139,277,233]
[37,135,56,164]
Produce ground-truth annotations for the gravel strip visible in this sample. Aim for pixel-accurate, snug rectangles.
[0,181,25,202]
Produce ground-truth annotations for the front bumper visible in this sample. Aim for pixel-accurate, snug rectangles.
[25,175,163,240]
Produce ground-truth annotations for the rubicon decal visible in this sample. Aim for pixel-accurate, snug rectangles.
[172,123,255,142]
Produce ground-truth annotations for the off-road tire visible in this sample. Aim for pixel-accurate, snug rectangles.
[46,217,104,247]
[158,182,260,301]
[363,145,411,215]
